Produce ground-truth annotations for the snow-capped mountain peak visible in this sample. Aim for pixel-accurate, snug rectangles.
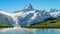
[0,4,54,26]
[14,4,35,13]
[23,4,35,11]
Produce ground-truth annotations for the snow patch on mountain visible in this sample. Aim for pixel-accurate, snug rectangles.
[0,4,59,26]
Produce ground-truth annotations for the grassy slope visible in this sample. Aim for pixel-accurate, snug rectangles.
[0,24,13,28]
[22,18,60,28]
[0,17,60,28]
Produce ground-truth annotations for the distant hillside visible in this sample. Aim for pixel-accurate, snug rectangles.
[22,17,60,28]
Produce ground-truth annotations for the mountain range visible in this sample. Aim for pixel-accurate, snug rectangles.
[0,4,60,26]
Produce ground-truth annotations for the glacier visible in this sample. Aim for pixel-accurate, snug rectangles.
[0,4,60,26]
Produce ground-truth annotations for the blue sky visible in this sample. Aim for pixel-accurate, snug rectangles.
[0,0,60,12]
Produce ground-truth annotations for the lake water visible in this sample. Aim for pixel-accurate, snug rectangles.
[0,27,60,34]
